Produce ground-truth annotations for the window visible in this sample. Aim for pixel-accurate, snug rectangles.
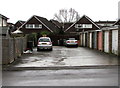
[75,24,92,28]
[75,24,82,28]
[98,23,113,27]
[106,24,113,26]
[25,24,42,29]
[97,24,105,26]
[83,24,92,28]
[26,24,34,28]
[34,24,42,28]
[0,18,7,27]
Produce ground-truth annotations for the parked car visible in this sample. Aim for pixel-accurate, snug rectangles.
[37,37,53,51]
[65,38,78,47]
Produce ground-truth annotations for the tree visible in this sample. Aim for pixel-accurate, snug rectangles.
[40,31,51,36]
[53,8,80,23]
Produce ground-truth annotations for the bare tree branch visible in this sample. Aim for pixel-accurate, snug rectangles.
[53,8,80,23]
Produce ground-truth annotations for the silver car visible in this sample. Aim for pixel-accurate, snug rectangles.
[37,37,53,51]
[65,38,78,47]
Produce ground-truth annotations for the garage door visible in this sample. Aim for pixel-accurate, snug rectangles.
[80,34,83,46]
[94,32,97,49]
[89,32,92,48]
[83,33,85,47]
[98,31,103,51]
[104,31,109,53]
[112,30,118,55]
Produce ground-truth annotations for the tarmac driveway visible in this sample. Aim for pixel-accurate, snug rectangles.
[10,46,118,67]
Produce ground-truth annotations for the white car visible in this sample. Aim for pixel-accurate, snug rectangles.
[65,38,78,47]
[37,37,53,51]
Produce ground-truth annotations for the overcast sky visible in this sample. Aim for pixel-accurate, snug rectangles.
[0,0,119,23]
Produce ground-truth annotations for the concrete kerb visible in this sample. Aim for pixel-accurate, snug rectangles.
[3,65,118,71]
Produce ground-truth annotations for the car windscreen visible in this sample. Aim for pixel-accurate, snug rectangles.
[39,38,50,42]
[69,38,75,40]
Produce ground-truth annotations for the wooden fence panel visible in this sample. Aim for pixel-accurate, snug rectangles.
[2,37,27,65]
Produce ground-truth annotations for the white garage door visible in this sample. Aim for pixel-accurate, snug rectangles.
[80,34,83,46]
[83,33,86,47]
[104,31,109,53]
[112,30,118,55]
[89,32,92,48]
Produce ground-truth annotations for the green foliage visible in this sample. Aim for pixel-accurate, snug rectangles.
[27,33,37,41]
[40,31,51,36]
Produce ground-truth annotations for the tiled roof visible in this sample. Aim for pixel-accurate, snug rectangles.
[113,19,120,25]
[19,20,26,24]
[50,20,63,28]
[64,15,100,32]
[18,15,60,33]
[50,20,74,31]
[34,15,60,33]
[0,14,9,20]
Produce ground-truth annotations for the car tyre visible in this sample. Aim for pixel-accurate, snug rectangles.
[37,48,40,51]
[65,45,67,47]
[76,45,78,47]
[49,48,53,51]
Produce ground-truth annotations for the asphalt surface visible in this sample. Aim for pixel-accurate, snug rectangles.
[2,66,118,86]
[2,46,119,86]
[7,46,118,68]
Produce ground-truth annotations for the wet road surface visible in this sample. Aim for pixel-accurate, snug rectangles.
[2,66,118,86]
[11,46,118,67]
[2,46,118,86]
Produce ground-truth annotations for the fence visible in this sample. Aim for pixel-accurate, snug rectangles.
[2,37,27,65]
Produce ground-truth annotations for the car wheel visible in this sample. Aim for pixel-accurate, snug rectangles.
[66,45,68,47]
[49,48,53,51]
[76,45,78,47]
[37,48,40,51]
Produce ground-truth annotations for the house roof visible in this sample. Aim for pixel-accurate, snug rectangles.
[12,29,23,34]
[34,15,57,32]
[50,20,73,31]
[95,21,116,28]
[14,20,25,29]
[15,20,26,25]
[64,15,100,32]
[18,15,59,33]
[0,14,9,20]
[95,21,116,24]
[50,19,62,28]
[101,26,119,31]
[113,19,120,25]
[7,22,14,26]
[63,23,73,31]
[18,20,26,24]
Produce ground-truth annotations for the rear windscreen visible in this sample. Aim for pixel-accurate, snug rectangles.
[39,38,50,42]
[69,38,75,40]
